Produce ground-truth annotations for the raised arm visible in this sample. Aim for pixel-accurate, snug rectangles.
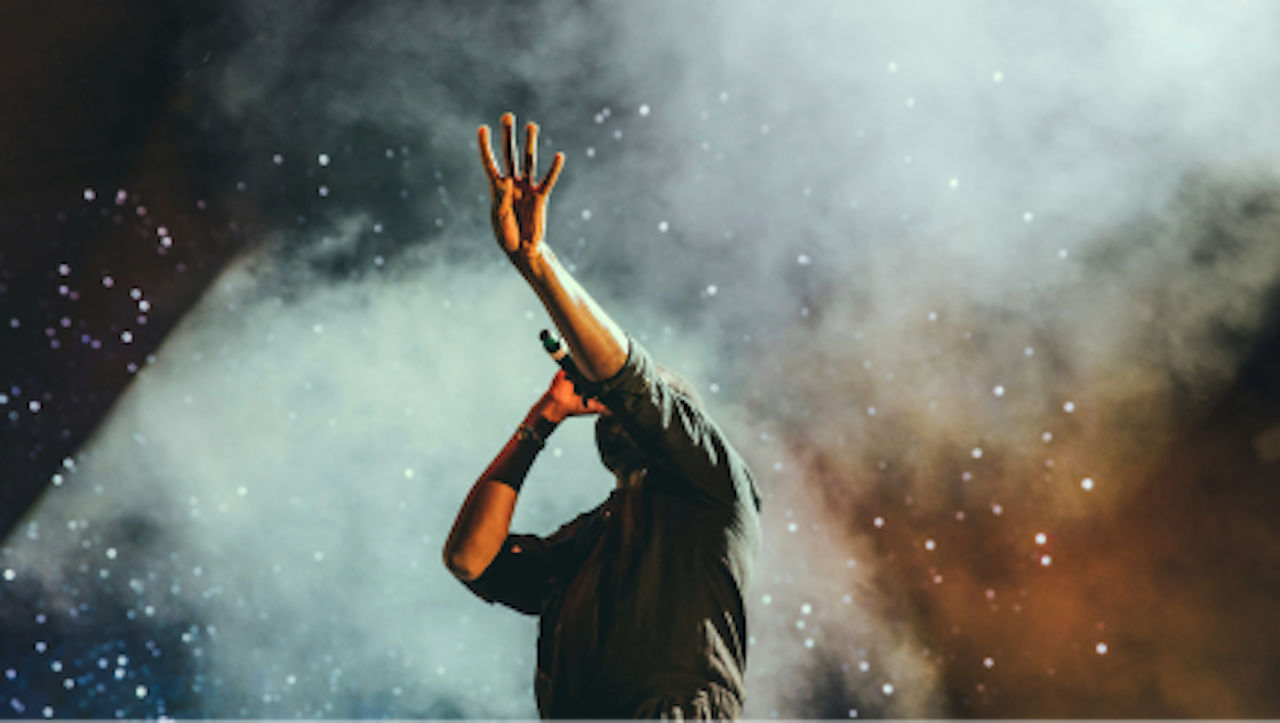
[477,112,628,383]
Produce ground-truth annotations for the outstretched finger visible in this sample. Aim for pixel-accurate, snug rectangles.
[539,152,565,195]
[523,122,538,181]
[477,125,500,184]
[500,112,517,178]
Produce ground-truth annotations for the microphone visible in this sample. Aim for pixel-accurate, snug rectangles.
[540,329,601,399]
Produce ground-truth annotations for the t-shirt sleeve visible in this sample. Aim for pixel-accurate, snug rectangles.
[461,534,551,616]
[596,334,761,511]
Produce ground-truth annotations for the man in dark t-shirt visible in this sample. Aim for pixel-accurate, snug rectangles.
[442,113,762,718]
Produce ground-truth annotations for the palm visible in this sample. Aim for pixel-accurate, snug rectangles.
[479,113,564,260]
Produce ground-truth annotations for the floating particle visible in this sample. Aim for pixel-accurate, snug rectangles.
[803,638,815,649]
[984,588,996,600]
[983,656,995,668]
[761,594,772,605]
[102,276,114,288]
[993,385,1005,397]
[1040,554,1052,566]
[882,682,894,696]
[719,90,729,102]
[992,70,1005,83]
[1058,248,1069,259]
[2,569,14,581]
[115,189,128,204]
[905,97,917,108]
[1095,642,1108,655]
[858,660,870,672]
[404,468,415,479]
[991,503,1003,515]
[318,185,329,197]
[866,406,876,416]
[1081,477,1095,491]
[658,221,669,233]
[1035,532,1047,545]
[1024,346,1035,356]
[705,284,718,297]
[887,61,898,73]
[873,516,885,528]
[83,188,96,201]
[139,300,151,312]
[318,153,330,166]
[1063,401,1076,413]
[106,547,117,559]
[971,447,983,459]
[800,603,812,615]
[272,154,283,165]
[28,401,40,413]
[1041,431,1053,443]
[787,522,797,533]
[928,310,937,321]
[135,685,148,699]
[924,539,936,551]
[121,331,133,344]
[585,147,596,158]
[948,177,959,189]
[638,104,650,117]
[130,287,142,300]
[581,209,592,220]
[1023,211,1035,223]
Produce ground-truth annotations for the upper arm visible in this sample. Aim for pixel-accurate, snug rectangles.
[460,534,550,615]
[597,335,760,511]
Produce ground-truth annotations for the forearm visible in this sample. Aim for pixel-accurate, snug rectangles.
[442,406,559,580]
[521,245,629,383]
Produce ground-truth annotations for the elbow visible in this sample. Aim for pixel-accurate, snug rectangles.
[441,544,483,581]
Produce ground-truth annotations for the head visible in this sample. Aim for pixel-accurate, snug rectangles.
[594,364,703,483]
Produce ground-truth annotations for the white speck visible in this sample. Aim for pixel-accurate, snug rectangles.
[1063,401,1076,413]
[718,90,729,102]
[2,569,14,581]
[983,656,995,668]
[797,253,811,265]
[130,288,142,300]
[803,638,815,649]
[286,674,297,685]
[272,154,283,165]
[658,221,669,233]
[318,153,330,166]
[83,188,96,201]
[924,539,936,551]
[948,177,959,189]
[373,222,383,233]
[237,486,248,497]
[121,331,134,344]
[1041,431,1053,443]
[1095,642,1108,655]
[866,406,876,416]
[585,147,596,158]
[1081,477,1095,491]
[1040,554,1052,566]
[581,209,592,220]
[1035,532,1048,545]
[42,706,52,718]
[1024,346,1035,357]
[882,682,894,696]
[985,588,996,600]
[873,516,885,529]
[57,263,70,276]
[928,310,937,322]
[993,385,1005,397]
[318,185,329,197]
[887,61,898,73]
[613,129,622,140]
[35,641,47,653]
[992,503,1003,516]
[761,594,772,605]
[28,401,41,413]
[705,284,718,297]
[848,709,859,718]
[1023,211,1035,222]
[795,619,805,630]
[102,276,114,288]
[313,324,323,334]
[800,603,812,615]
[638,104,650,117]
[787,522,798,533]
[404,468,415,479]
[709,382,720,394]
[971,447,983,459]
[106,547,117,559]
[1058,248,1069,259]
[135,685,147,699]
[992,70,1005,83]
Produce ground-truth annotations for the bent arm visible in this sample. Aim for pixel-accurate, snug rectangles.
[442,406,559,580]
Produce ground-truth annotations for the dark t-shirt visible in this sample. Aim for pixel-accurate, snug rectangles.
[463,335,763,718]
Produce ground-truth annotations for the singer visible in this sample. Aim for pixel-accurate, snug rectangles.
[442,113,762,719]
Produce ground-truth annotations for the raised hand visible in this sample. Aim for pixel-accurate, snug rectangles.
[478,112,565,266]
[537,369,608,424]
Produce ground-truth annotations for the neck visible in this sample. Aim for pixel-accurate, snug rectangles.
[614,467,648,489]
